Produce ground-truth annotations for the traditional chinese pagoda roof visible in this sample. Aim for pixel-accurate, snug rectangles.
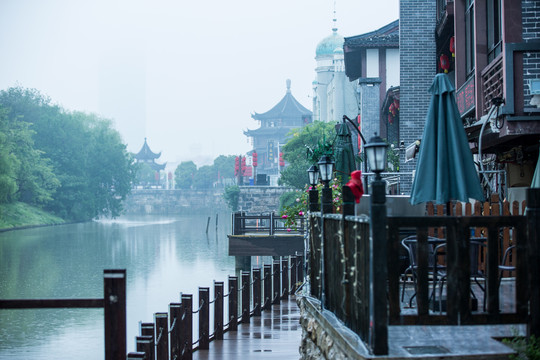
[344,20,399,49]
[135,138,161,161]
[134,138,166,171]
[251,79,312,121]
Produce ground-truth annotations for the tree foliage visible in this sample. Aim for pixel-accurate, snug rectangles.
[174,161,197,189]
[0,86,136,220]
[279,121,337,189]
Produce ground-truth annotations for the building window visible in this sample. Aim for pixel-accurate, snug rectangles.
[486,0,502,63]
[465,0,475,78]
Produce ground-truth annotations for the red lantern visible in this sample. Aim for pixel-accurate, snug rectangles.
[252,151,258,167]
[440,54,450,73]
[450,36,455,57]
[279,152,285,167]
[241,157,247,175]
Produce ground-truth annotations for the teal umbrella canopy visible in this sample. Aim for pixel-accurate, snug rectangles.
[334,121,357,185]
[410,73,484,205]
[532,152,540,188]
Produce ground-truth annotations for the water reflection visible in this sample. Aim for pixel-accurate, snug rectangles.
[0,213,234,360]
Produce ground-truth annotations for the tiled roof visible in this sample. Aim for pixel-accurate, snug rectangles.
[344,20,399,49]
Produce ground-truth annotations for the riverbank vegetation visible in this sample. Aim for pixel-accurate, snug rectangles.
[0,202,64,229]
[0,87,137,224]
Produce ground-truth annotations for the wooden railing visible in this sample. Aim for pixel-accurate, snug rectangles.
[231,211,305,235]
[126,254,304,360]
[0,269,127,360]
[308,187,540,356]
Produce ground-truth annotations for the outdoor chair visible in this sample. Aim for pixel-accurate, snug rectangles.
[498,244,516,288]
[432,238,487,312]
[400,235,446,307]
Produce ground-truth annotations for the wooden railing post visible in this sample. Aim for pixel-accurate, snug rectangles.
[180,294,193,360]
[104,269,126,360]
[136,336,153,360]
[140,323,155,360]
[127,352,145,359]
[252,268,261,316]
[241,271,250,323]
[296,252,304,284]
[263,264,272,310]
[214,281,224,340]
[228,276,238,331]
[272,259,281,305]
[528,188,540,337]
[290,255,297,293]
[169,303,181,359]
[198,287,209,350]
[154,312,169,360]
[281,257,289,299]
[270,212,275,235]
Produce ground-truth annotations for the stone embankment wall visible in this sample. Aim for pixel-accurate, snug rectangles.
[298,296,367,360]
[237,186,294,213]
[123,189,228,215]
[123,186,294,215]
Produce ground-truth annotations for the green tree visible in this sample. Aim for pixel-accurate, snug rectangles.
[279,121,337,189]
[0,87,135,220]
[193,165,216,189]
[135,162,158,187]
[174,161,197,189]
[0,107,59,205]
[213,155,235,181]
[223,185,240,211]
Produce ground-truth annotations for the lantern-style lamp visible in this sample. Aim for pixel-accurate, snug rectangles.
[317,155,335,185]
[365,134,388,180]
[307,165,320,212]
[307,165,319,186]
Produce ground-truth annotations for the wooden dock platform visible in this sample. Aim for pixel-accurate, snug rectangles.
[193,298,301,360]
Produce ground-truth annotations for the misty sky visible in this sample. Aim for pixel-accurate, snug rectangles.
[0,0,399,168]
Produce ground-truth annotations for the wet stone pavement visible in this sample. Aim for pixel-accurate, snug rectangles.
[192,279,524,359]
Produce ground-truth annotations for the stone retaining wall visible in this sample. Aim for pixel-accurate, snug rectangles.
[123,186,294,215]
[237,186,294,213]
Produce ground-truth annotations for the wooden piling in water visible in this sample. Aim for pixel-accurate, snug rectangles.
[180,294,193,360]
[169,303,181,359]
[273,259,281,305]
[281,257,289,299]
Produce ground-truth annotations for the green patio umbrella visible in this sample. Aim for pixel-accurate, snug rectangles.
[334,120,357,185]
[532,151,540,188]
[410,73,484,205]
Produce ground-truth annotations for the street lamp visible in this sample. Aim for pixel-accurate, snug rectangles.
[307,165,320,212]
[364,134,388,180]
[318,155,334,214]
[365,134,388,348]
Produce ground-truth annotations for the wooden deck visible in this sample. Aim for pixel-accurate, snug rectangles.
[193,298,301,360]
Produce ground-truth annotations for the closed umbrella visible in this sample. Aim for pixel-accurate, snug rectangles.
[410,73,484,205]
[334,120,357,185]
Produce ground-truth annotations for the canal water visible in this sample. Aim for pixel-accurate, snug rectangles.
[0,213,239,359]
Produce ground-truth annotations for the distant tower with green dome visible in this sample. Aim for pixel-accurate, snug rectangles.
[313,16,358,123]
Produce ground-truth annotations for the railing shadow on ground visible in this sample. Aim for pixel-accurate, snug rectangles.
[127,254,304,360]
[307,187,540,356]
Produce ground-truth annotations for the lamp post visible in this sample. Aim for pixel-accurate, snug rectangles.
[318,155,335,214]
[307,165,320,212]
[364,133,389,355]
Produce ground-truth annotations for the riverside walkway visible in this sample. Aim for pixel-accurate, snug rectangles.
[193,297,301,360]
